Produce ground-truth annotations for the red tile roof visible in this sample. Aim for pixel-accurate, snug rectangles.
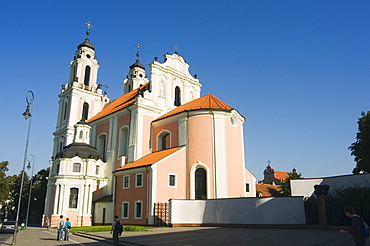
[275,171,289,182]
[115,146,184,171]
[255,183,284,197]
[154,94,233,122]
[87,83,150,123]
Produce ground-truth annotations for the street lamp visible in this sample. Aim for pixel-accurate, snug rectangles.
[12,90,34,245]
[25,154,35,229]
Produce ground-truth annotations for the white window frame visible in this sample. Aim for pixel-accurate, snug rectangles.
[123,175,130,189]
[134,200,142,219]
[135,173,143,188]
[122,201,129,219]
[168,173,177,188]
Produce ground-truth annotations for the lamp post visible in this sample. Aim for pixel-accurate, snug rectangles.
[12,90,34,245]
[25,154,35,229]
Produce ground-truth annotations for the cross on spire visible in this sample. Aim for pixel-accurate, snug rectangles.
[134,43,142,58]
[174,44,179,54]
[85,21,93,37]
[103,83,109,95]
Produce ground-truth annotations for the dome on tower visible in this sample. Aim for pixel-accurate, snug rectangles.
[77,38,95,51]
[55,142,102,160]
[129,59,145,70]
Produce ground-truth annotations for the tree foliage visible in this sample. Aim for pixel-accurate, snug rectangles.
[0,161,10,205]
[349,111,370,174]
[281,171,303,196]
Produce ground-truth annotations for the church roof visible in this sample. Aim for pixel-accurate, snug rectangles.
[275,171,289,182]
[87,83,150,123]
[153,94,234,122]
[55,142,102,160]
[115,146,184,172]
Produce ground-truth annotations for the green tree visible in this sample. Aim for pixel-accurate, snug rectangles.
[0,161,10,205]
[7,172,31,222]
[281,171,303,196]
[349,111,370,174]
[28,168,49,224]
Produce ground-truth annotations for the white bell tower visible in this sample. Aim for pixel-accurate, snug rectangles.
[52,22,110,157]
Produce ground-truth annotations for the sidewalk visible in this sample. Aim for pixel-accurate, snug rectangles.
[1,226,369,246]
[77,226,367,246]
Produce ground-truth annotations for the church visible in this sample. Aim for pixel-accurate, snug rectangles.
[43,26,256,227]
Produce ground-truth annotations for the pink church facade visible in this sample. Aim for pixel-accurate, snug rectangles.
[44,30,256,227]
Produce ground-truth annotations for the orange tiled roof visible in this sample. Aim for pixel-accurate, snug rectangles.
[87,83,150,123]
[115,146,184,171]
[275,171,289,182]
[256,183,283,197]
[154,94,233,122]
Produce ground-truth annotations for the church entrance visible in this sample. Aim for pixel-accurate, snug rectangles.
[195,168,207,199]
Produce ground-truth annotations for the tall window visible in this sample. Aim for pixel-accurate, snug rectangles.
[134,201,142,219]
[119,127,129,157]
[97,134,107,161]
[82,102,89,121]
[136,173,143,187]
[195,168,207,199]
[84,66,91,86]
[69,188,79,208]
[73,163,81,172]
[123,175,130,189]
[96,165,100,175]
[63,102,68,120]
[122,202,129,219]
[159,132,170,151]
[174,86,181,106]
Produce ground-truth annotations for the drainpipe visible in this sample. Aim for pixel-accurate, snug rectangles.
[210,110,217,199]
[112,171,117,217]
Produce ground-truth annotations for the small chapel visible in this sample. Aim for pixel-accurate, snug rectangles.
[43,25,256,227]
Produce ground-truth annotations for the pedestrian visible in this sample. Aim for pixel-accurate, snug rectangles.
[343,206,367,246]
[45,217,50,230]
[110,215,122,246]
[63,218,71,241]
[57,215,64,241]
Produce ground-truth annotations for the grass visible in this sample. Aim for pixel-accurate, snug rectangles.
[68,225,161,233]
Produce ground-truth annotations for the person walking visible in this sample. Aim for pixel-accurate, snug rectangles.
[45,217,50,230]
[63,218,71,241]
[57,215,64,241]
[343,206,367,246]
[110,215,122,246]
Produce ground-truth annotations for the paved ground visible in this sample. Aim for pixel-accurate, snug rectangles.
[1,226,369,246]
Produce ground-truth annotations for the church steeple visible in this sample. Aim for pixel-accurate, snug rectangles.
[53,22,109,156]
[123,43,149,94]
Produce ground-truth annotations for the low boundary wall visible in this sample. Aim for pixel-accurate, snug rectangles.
[169,197,305,225]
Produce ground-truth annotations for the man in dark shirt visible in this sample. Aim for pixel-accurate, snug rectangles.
[344,206,367,246]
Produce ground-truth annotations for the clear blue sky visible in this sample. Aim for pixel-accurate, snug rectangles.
[1,1,369,181]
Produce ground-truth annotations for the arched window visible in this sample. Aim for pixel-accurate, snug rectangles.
[174,86,181,106]
[97,134,107,161]
[119,127,129,157]
[63,102,68,120]
[128,83,132,92]
[69,188,79,208]
[84,66,91,86]
[73,163,81,172]
[195,168,207,199]
[82,102,89,120]
[159,132,170,151]
[79,130,83,139]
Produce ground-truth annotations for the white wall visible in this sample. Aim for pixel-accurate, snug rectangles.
[169,197,305,225]
[291,173,370,199]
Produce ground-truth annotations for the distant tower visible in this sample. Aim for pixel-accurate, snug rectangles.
[53,22,109,156]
